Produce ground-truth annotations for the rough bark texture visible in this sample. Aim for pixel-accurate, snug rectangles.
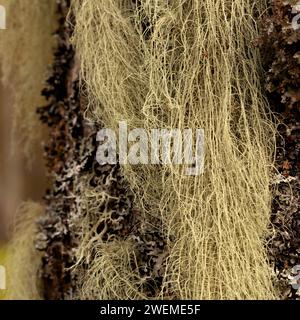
[260,0,300,299]
[36,0,78,299]
[37,0,167,300]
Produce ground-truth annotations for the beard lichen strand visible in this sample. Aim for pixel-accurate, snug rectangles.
[71,0,278,299]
